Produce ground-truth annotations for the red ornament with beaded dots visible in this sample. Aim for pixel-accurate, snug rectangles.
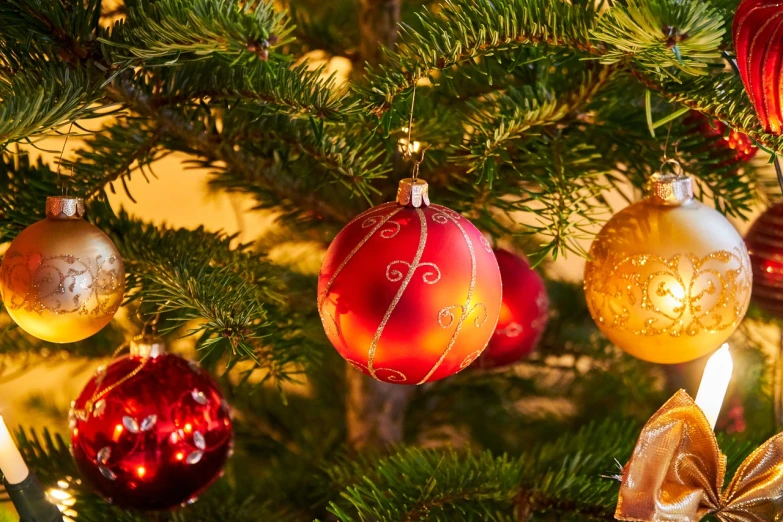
[70,336,232,510]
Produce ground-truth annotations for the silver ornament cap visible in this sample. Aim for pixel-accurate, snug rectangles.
[46,196,85,219]
[130,334,166,359]
[648,173,694,205]
[396,178,430,208]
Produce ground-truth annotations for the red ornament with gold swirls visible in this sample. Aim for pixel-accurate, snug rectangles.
[476,248,549,368]
[70,335,232,510]
[317,178,502,384]
[746,202,783,317]
[733,0,783,134]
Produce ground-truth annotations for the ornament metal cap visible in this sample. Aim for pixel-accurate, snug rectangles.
[46,196,85,219]
[396,178,430,208]
[130,334,166,359]
[648,173,694,205]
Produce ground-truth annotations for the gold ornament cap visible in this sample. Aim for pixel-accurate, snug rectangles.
[46,196,85,219]
[648,174,694,205]
[396,178,430,208]
[130,334,166,359]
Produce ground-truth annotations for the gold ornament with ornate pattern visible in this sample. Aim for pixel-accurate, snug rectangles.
[583,172,751,364]
[0,196,124,343]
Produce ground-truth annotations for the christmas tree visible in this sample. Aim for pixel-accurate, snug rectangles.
[0,0,781,520]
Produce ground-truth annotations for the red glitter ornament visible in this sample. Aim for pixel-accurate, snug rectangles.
[70,335,232,510]
[746,202,783,317]
[684,111,758,165]
[476,249,549,368]
[317,178,502,384]
[733,0,783,134]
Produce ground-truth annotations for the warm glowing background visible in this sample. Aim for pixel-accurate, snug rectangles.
[1,35,780,522]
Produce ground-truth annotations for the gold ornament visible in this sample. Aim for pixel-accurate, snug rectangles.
[584,174,751,364]
[0,196,124,343]
[616,390,783,522]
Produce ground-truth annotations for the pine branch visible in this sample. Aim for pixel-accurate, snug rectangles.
[0,65,111,144]
[102,0,292,65]
[457,64,616,186]
[147,59,359,121]
[591,0,725,77]
[61,118,168,200]
[359,0,601,116]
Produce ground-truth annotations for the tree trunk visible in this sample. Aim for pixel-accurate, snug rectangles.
[346,371,415,449]
[357,0,401,67]
[345,0,411,452]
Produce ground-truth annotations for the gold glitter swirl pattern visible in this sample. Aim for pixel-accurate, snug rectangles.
[362,214,401,239]
[346,359,407,383]
[385,261,441,284]
[584,247,751,337]
[318,207,403,335]
[367,208,427,379]
[459,349,483,369]
[496,322,523,338]
[418,208,477,384]
[1,251,122,316]
[480,236,493,253]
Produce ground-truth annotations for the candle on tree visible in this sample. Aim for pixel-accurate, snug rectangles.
[694,344,734,430]
[0,416,28,484]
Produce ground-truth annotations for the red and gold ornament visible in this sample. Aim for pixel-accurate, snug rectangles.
[477,248,549,368]
[70,335,232,510]
[733,0,783,134]
[317,178,502,384]
[746,202,783,317]
[684,111,758,164]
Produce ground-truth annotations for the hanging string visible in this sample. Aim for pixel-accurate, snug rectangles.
[56,122,75,196]
[402,84,430,181]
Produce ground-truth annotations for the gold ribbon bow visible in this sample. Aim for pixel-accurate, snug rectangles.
[616,390,783,522]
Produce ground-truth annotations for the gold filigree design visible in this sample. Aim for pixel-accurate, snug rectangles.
[367,208,428,379]
[362,214,401,239]
[419,206,478,384]
[1,251,122,316]
[584,247,751,337]
[318,206,403,335]
[438,303,488,329]
[459,349,483,369]
[496,322,523,338]
[346,359,407,383]
[386,261,441,284]
[431,207,463,225]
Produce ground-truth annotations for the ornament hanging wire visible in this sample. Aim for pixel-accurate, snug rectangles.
[55,122,75,196]
[403,83,430,181]
[72,305,165,420]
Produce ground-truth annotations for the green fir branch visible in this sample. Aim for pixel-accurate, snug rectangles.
[101,0,293,65]
[591,0,725,77]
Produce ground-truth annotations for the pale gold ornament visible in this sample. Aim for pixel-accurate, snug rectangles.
[0,196,125,343]
[584,174,751,364]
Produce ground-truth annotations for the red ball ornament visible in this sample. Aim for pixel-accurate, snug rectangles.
[476,248,549,368]
[317,178,502,384]
[734,0,783,134]
[70,336,232,510]
[684,111,758,164]
[746,202,783,317]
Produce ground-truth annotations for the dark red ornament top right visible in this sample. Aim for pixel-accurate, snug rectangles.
[734,0,783,134]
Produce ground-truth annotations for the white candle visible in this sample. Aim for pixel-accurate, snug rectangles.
[0,416,29,484]
[694,344,734,430]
